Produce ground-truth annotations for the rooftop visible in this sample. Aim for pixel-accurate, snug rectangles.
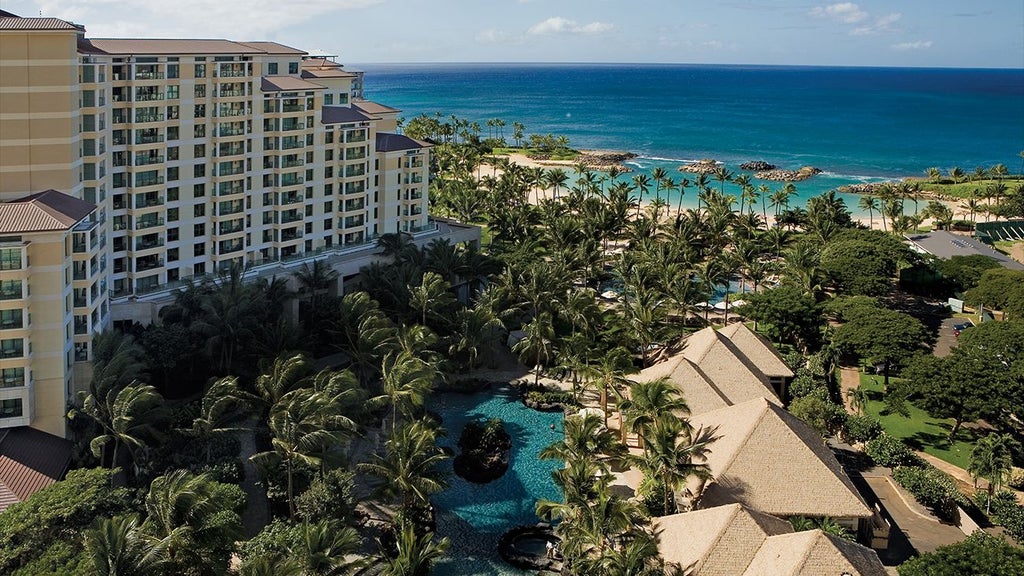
[321,106,376,125]
[0,190,95,234]
[690,398,871,519]
[353,99,401,115]
[0,427,73,513]
[79,38,305,55]
[906,230,1024,270]
[376,132,432,153]
[0,16,81,31]
[743,529,887,576]
[260,75,325,92]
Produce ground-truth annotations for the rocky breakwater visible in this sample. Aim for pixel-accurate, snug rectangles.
[739,160,776,171]
[835,182,895,195]
[678,159,720,175]
[755,166,823,182]
[577,150,637,172]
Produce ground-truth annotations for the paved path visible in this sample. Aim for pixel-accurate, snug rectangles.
[932,317,960,357]
[840,366,862,413]
[858,468,967,555]
[917,451,1024,505]
[237,419,269,538]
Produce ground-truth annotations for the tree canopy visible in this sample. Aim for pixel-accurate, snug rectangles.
[832,307,928,386]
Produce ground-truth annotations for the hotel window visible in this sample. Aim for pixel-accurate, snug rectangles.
[0,310,24,329]
[288,62,298,74]
[167,167,179,182]
[0,338,24,359]
[324,94,333,105]
[0,249,22,270]
[0,399,22,418]
[166,85,179,99]
[167,64,179,79]
[194,124,206,138]
[167,208,179,222]
[194,205,205,217]
[268,62,278,75]
[194,184,206,197]
[1,367,24,388]
[195,84,206,98]
[194,104,206,118]
[194,224,206,237]
[194,144,206,158]
[0,280,21,300]
[167,187,179,201]
[167,127,179,141]
[194,164,206,178]
[195,63,206,78]
[194,243,205,256]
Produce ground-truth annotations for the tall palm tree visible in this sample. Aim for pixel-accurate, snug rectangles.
[619,377,690,447]
[448,302,503,376]
[858,195,879,229]
[630,417,717,515]
[251,388,350,517]
[969,433,1021,506]
[253,353,313,415]
[712,166,733,194]
[293,259,338,321]
[513,312,556,386]
[181,376,248,463]
[632,173,652,217]
[539,412,625,469]
[587,347,639,422]
[406,271,456,328]
[379,351,436,432]
[77,383,165,477]
[359,420,448,520]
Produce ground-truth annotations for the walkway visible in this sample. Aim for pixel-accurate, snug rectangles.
[857,466,967,556]
[237,418,269,538]
[840,366,862,412]
[917,450,1024,505]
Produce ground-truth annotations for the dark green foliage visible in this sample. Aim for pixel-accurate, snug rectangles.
[11,540,91,576]
[832,307,928,385]
[964,268,1024,319]
[844,414,883,443]
[820,239,898,296]
[934,255,1004,294]
[977,491,1024,544]
[735,285,823,351]
[454,419,511,483]
[893,465,964,522]
[524,389,576,407]
[0,467,133,574]
[865,433,921,468]
[239,518,302,564]
[822,295,880,322]
[789,395,847,436]
[898,532,1024,576]
[295,469,359,526]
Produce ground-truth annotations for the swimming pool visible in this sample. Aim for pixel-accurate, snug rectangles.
[430,385,564,575]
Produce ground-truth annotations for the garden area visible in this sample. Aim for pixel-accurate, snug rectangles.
[859,373,981,470]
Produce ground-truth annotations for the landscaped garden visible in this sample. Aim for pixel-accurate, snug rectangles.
[859,374,981,470]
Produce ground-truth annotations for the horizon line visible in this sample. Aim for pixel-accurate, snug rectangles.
[347,61,1024,72]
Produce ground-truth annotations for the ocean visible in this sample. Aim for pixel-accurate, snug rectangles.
[359,63,1024,214]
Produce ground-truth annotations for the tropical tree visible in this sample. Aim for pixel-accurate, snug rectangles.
[619,378,690,447]
[251,387,352,517]
[513,311,557,386]
[539,412,625,470]
[858,195,879,229]
[181,376,248,463]
[379,521,450,576]
[587,347,639,423]
[969,434,1020,506]
[631,416,716,515]
[293,521,367,576]
[359,420,448,522]
[84,515,162,576]
[380,351,436,432]
[75,383,165,478]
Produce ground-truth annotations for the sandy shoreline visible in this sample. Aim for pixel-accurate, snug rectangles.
[484,151,976,232]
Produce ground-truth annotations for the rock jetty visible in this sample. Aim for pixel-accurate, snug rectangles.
[678,159,720,175]
[739,160,776,171]
[578,150,636,166]
[755,166,822,182]
[836,182,896,194]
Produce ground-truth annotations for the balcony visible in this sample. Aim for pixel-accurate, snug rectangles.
[135,133,164,145]
[280,228,303,242]
[218,203,244,216]
[218,67,247,78]
[280,175,304,187]
[133,175,164,187]
[217,221,244,235]
[135,257,164,272]
[280,193,302,205]
[282,104,304,112]
[134,155,164,166]
[134,70,163,80]
[280,211,302,224]
[135,216,164,230]
[134,195,164,209]
[343,215,365,228]
[218,89,246,98]
[134,113,164,123]
[218,127,246,137]
[218,107,246,117]
[217,183,244,196]
[281,158,304,168]
[134,91,164,102]
[135,237,164,251]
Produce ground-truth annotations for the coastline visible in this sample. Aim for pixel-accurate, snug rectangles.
[487,152,970,230]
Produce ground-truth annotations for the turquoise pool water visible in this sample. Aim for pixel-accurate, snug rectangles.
[430,386,564,575]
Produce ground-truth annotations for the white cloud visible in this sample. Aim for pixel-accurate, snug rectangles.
[809,3,868,24]
[476,29,516,44]
[851,12,902,35]
[527,16,614,36]
[39,0,382,40]
[892,40,933,51]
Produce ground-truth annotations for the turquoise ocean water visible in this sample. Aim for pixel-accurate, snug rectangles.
[361,63,1024,214]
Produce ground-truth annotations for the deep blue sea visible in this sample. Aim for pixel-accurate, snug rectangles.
[360,63,1024,214]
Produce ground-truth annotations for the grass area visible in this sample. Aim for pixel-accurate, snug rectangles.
[906,177,1023,200]
[994,239,1023,256]
[491,147,579,161]
[858,373,980,470]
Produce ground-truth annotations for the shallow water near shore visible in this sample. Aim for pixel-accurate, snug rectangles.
[430,386,563,575]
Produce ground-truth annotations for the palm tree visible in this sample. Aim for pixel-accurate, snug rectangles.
[632,417,716,515]
[253,353,313,415]
[949,166,966,184]
[406,271,456,328]
[619,377,690,447]
[926,167,942,183]
[293,521,368,575]
[539,412,625,469]
[293,259,338,321]
[969,433,1021,507]
[141,470,244,573]
[712,166,733,194]
[858,195,879,229]
[84,515,162,576]
[379,351,436,432]
[359,420,448,521]
[587,347,638,423]
[448,302,503,376]
[379,521,450,576]
[77,383,165,477]
[512,312,556,386]
[251,388,350,517]
[181,376,248,463]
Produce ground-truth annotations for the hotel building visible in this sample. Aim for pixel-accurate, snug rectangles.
[0,13,454,438]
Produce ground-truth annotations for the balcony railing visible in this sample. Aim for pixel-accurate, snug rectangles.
[135,238,164,251]
[135,217,164,230]
[135,258,164,272]
[135,134,164,145]
[135,155,164,166]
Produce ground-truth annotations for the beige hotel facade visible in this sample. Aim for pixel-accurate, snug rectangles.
[0,13,453,438]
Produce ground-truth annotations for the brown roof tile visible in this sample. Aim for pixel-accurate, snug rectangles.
[0,427,73,513]
[0,16,79,31]
[353,99,400,115]
[0,190,95,234]
[260,75,325,92]
[376,132,432,153]
[743,530,887,575]
[321,106,375,124]
[237,41,306,55]
[82,38,265,55]
[718,324,795,379]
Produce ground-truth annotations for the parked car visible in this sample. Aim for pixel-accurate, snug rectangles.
[952,321,974,337]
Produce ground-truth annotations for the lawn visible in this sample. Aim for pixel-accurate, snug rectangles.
[858,373,981,470]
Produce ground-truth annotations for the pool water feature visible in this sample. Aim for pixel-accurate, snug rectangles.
[430,386,564,575]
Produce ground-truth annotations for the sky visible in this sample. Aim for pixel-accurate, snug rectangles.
[3,0,1023,68]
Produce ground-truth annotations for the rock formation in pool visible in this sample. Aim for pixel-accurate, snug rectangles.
[453,418,511,484]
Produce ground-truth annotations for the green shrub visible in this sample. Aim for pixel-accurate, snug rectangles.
[893,465,963,522]
[295,469,358,526]
[525,390,574,406]
[865,433,921,468]
[789,396,847,436]
[898,532,1024,575]
[976,491,1024,544]
[844,414,883,443]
